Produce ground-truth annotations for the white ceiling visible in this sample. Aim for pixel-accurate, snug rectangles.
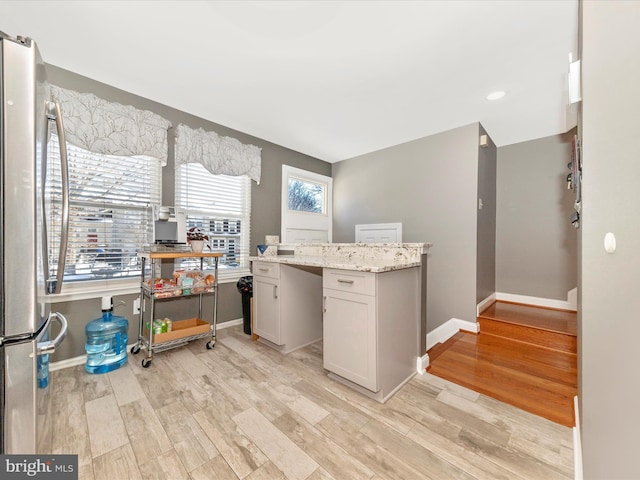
[1,0,578,163]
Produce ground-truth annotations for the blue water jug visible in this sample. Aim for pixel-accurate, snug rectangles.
[85,296,129,374]
[37,345,49,389]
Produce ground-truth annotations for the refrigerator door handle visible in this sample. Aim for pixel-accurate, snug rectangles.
[37,312,68,356]
[45,101,70,294]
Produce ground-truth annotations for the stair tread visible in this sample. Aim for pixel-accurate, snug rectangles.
[427,331,577,427]
[479,301,576,337]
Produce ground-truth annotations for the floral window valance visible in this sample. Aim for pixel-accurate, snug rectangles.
[49,85,171,162]
[174,124,262,183]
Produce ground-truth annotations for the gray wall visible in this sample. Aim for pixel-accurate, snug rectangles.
[496,131,577,300]
[476,124,497,304]
[46,65,330,361]
[45,65,581,371]
[332,123,481,335]
[580,2,640,478]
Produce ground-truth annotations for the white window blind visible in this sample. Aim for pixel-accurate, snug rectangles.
[47,134,161,284]
[175,163,251,279]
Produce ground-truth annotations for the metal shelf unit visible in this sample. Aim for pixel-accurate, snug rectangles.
[132,251,222,368]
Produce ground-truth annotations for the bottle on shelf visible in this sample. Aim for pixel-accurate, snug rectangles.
[85,296,129,374]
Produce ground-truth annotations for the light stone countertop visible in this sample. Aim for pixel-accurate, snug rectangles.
[249,242,431,273]
[249,254,421,273]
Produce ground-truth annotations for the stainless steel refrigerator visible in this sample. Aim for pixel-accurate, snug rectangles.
[1,32,69,454]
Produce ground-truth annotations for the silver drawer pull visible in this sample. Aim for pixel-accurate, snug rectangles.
[259,268,270,272]
[337,279,354,284]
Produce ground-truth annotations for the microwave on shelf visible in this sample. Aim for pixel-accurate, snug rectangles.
[151,206,187,244]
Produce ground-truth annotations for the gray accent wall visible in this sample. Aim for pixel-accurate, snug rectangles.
[496,131,578,300]
[332,123,482,335]
[46,65,330,361]
[476,125,497,304]
[580,2,640,477]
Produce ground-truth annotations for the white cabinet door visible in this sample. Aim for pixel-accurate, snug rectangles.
[323,288,377,391]
[253,276,281,344]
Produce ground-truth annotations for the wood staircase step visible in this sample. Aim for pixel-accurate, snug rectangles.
[478,301,577,354]
[427,331,577,427]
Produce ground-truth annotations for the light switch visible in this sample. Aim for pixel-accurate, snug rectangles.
[604,232,616,253]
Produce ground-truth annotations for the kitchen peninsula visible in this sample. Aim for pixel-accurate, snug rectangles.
[250,242,431,403]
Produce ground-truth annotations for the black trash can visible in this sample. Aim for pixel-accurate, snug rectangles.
[236,276,253,335]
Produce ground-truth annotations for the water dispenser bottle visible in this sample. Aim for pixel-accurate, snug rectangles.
[85,296,129,374]
[37,335,49,389]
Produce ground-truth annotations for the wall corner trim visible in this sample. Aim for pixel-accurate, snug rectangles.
[416,354,430,373]
[567,287,578,310]
[426,318,479,351]
[573,395,583,480]
[477,293,497,316]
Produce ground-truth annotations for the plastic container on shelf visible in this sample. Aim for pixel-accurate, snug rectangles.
[85,296,129,374]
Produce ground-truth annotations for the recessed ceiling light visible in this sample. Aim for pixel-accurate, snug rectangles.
[486,91,507,101]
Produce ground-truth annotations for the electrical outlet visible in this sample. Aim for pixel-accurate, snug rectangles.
[133,297,141,315]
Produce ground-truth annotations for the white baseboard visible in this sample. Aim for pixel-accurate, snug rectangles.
[495,292,577,312]
[416,354,430,374]
[573,395,583,480]
[218,318,244,329]
[567,288,578,310]
[426,318,479,351]
[50,354,86,372]
[477,293,497,316]
[50,317,244,372]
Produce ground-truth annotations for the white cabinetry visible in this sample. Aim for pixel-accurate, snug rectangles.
[253,261,322,353]
[253,262,281,344]
[323,286,377,390]
[322,267,420,402]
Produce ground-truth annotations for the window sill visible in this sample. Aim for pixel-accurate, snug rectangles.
[46,279,140,303]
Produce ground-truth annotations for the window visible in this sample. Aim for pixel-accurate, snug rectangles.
[175,163,251,279]
[46,135,161,285]
[281,165,332,244]
[288,177,326,213]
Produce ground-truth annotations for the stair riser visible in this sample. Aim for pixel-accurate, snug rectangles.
[479,317,577,354]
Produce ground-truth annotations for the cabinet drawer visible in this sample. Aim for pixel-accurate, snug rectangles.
[253,262,280,279]
[323,268,376,296]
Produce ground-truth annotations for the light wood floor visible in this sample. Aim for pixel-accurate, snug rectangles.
[51,325,574,480]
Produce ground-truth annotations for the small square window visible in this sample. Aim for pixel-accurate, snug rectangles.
[288,178,325,214]
[281,165,332,244]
